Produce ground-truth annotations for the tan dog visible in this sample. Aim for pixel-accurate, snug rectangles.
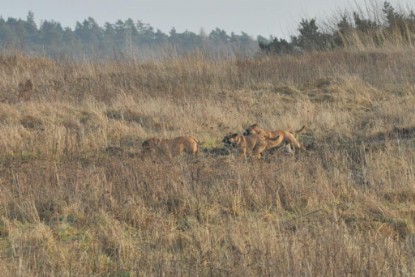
[243,124,306,151]
[223,133,282,159]
[142,136,199,157]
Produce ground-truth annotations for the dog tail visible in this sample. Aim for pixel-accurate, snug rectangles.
[189,136,199,144]
[294,125,305,133]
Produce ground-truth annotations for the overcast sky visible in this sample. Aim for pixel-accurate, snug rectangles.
[0,0,413,39]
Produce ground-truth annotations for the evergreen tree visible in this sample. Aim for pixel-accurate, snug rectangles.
[40,20,63,44]
[294,19,326,51]
[0,17,16,47]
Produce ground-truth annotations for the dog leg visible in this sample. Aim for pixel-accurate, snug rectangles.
[284,133,304,150]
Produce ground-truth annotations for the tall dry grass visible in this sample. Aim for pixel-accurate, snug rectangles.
[0,49,415,276]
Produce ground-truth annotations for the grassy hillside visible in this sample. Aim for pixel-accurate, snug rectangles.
[0,49,415,276]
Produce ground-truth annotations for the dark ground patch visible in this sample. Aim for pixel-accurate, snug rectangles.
[369,126,415,142]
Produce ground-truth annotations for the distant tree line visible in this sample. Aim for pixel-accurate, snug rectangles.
[0,11,258,60]
[1,2,414,60]
[259,1,415,54]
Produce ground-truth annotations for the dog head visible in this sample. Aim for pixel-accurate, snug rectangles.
[222,133,240,147]
[243,123,261,136]
[142,137,161,151]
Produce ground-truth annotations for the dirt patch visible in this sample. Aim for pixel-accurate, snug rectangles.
[202,147,231,156]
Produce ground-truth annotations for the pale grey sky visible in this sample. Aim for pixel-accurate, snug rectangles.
[0,0,413,39]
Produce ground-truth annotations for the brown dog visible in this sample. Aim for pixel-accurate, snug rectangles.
[142,136,199,157]
[243,124,306,151]
[223,133,282,159]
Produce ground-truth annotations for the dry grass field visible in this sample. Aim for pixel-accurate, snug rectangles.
[0,48,415,276]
